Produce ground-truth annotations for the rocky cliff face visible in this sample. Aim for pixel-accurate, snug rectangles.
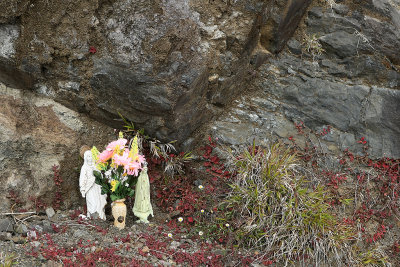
[0,0,314,142]
[0,0,399,208]
[212,0,400,158]
[0,82,114,210]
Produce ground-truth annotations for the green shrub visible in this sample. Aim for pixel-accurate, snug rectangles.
[223,143,355,265]
[0,253,18,267]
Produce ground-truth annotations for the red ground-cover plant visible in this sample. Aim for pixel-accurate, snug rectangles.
[26,225,133,266]
[287,121,400,263]
[7,190,24,210]
[29,196,47,212]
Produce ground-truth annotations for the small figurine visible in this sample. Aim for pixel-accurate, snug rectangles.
[133,165,153,223]
[79,149,107,220]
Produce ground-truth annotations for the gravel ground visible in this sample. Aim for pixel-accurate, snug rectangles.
[0,206,247,267]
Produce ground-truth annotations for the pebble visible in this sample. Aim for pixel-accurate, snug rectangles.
[31,241,41,247]
[14,224,28,235]
[27,230,37,239]
[42,220,56,233]
[11,236,26,244]
[141,246,150,253]
[0,232,12,241]
[46,207,56,219]
[134,242,144,249]
[0,218,15,232]
[194,179,203,186]
[169,241,181,250]
[34,225,44,232]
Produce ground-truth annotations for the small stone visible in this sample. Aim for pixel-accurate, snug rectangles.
[287,39,302,55]
[0,218,14,232]
[134,242,144,249]
[34,225,44,233]
[11,236,26,244]
[14,224,28,235]
[169,241,180,250]
[31,241,41,247]
[42,220,56,233]
[194,179,203,186]
[27,230,37,239]
[46,207,55,218]
[0,232,12,241]
[141,246,150,253]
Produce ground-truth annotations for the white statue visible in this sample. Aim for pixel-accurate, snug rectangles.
[79,150,107,220]
[133,166,153,223]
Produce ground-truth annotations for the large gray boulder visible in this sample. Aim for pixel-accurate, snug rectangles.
[0,0,311,143]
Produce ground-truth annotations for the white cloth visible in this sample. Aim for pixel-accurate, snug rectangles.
[79,151,107,220]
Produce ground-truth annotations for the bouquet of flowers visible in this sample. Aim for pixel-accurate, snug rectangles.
[92,133,146,202]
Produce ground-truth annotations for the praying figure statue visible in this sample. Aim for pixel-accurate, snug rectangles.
[133,166,153,223]
[79,149,107,220]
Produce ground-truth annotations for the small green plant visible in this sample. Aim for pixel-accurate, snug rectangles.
[0,253,18,267]
[118,113,192,176]
[222,142,356,265]
[303,34,325,62]
[357,248,388,266]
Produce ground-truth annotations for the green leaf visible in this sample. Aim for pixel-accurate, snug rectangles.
[101,188,108,195]
[93,170,102,179]
[128,190,135,197]
[110,195,119,202]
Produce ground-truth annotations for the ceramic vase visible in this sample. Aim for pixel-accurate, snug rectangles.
[112,198,126,229]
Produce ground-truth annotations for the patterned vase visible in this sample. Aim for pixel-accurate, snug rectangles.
[111,198,126,229]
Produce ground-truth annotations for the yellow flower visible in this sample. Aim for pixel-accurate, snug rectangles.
[178,217,183,222]
[110,180,118,192]
[129,135,138,159]
[167,233,172,238]
[91,146,100,162]
[200,209,205,213]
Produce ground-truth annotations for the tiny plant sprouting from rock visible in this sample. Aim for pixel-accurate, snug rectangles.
[303,34,325,63]
[325,0,336,9]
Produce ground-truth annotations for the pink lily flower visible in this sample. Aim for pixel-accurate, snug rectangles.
[106,138,128,152]
[124,161,141,176]
[113,150,130,166]
[98,150,113,163]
